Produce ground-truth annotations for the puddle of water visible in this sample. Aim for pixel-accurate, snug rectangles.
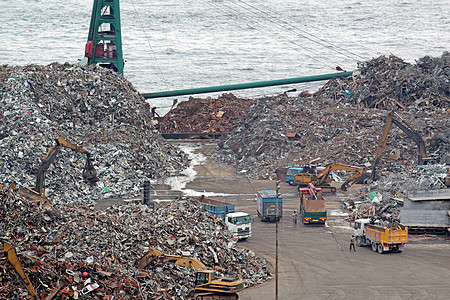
[164,144,232,197]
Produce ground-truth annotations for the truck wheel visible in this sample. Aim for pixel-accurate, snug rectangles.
[377,244,384,254]
[371,243,377,252]
[356,236,363,247]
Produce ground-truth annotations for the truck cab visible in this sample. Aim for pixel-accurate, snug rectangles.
[225,212,252,240]
[353,218,371,237]
[286,167,304,185]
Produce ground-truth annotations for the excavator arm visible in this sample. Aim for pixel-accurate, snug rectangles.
[340,168,366,191]
[317,163,366,189]
[136,248,207,270]
[34,137,98,195]
[137,249,244,299]
[371,112,427,180]
[1,242,38,299]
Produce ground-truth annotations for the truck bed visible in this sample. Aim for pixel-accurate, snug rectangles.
[302,199,326,212]
[366,224,408,244]
[196,196,235,218]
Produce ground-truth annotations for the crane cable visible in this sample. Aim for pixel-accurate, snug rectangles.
[230,0,370,60]
[128,0,171,90]
[202,0,342,69]
[205,0,373,65]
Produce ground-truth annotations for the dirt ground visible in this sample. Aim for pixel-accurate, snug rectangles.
[185,142,450,300]
[97,141,450,299]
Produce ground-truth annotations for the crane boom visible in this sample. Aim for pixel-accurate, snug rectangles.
[35,137,98,195]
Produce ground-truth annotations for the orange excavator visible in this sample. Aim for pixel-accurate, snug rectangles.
[19,137,98,205]
[294,163,367,192]
[137,248,244,300]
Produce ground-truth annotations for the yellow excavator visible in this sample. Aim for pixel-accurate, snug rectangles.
[137,248,244,300]
[294,163,367,192]
[1,241,39,299]
[18,137,98,205]
[371,111,430,180]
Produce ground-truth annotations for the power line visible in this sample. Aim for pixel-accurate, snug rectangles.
[205,0,374,66]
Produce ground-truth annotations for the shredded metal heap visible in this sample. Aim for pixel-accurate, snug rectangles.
[0,63,188,205]
[0,187,271,299]
[215,53,450,181]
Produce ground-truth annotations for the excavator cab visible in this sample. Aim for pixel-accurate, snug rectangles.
[195,270,214,286]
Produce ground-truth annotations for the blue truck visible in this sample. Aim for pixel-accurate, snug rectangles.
[286,167,304,185]
[256,190,282,222]
[196,196,235,218]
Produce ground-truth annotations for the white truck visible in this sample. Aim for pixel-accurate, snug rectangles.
[225,212,252,240]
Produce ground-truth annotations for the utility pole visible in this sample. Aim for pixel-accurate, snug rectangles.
[275,180,281,300]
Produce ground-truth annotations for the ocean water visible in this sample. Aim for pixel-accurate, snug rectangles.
[1,0,449,115]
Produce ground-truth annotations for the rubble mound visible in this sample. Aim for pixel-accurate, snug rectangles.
[0,187,271,299]
[317,52,450,110]
[157,93,256,135]
[0,63,188,205]
[216,95,449,180]
[215,53,450,181]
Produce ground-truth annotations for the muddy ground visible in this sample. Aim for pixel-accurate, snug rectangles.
[96,141,450,299]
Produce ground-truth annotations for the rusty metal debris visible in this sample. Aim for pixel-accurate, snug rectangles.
[156,93,256,138]
[214,53,449,182]
[0,186,271,299]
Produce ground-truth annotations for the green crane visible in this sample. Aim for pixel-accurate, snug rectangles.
[83,0,124,74]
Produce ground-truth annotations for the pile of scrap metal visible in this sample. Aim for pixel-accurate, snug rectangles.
[214,53,449,180]
[317,52,450,110]
[0,185,271,299]
[343,191,405,222]
[0,63,189,206]
[156,93,256,138]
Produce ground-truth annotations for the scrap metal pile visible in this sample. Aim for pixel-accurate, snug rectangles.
[214,53,450,180]
[342,163,449,222]
[317,52,450,110]
[157,93,256,135]
[342,191,405,222]
[0,63,188,205]
[0,186,271,299]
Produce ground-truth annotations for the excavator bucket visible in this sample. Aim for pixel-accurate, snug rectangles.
[83,155,99,184]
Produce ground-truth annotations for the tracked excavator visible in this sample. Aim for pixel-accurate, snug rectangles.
[1,241,38,299]
[137,248,244,300]
[19,137,98,205]
[371,111,430,180]
[294,163,367,192]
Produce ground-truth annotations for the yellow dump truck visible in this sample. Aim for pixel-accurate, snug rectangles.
[354,218,408,254]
